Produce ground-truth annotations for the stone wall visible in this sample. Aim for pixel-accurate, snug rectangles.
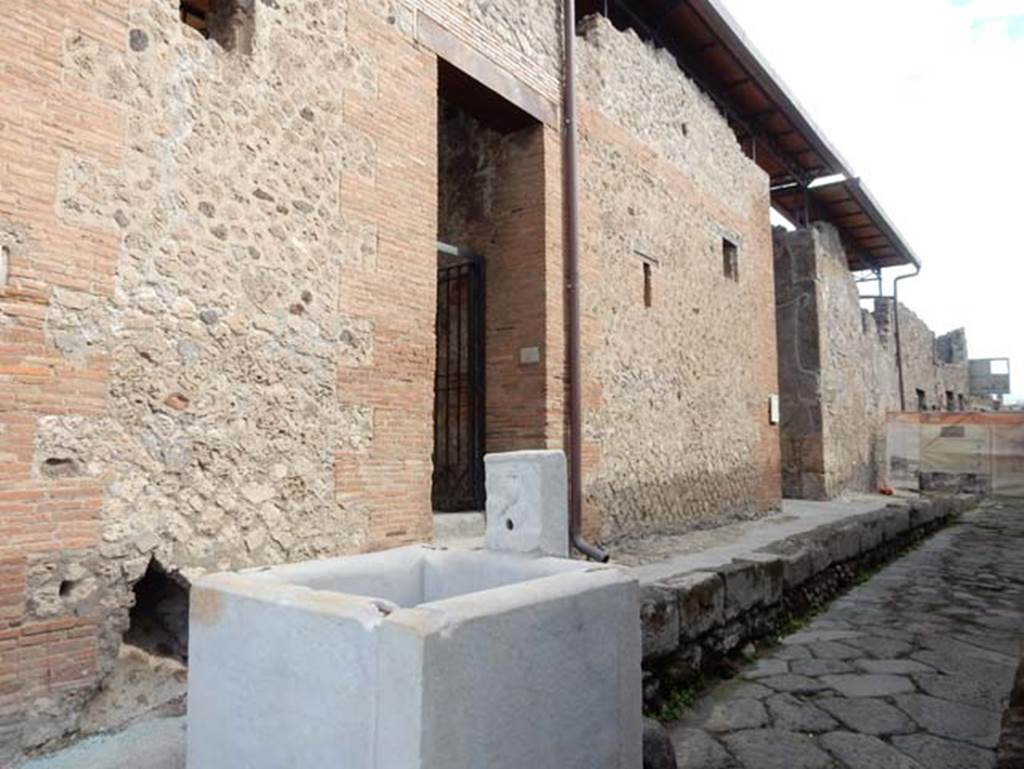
[895,302,969,411]
[576,17,782,542]
[774,223,972,500]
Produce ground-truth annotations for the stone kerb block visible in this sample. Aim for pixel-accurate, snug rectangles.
[907,501,932,530]
[719,561,768,621]
[777,547,815,589]
[823,523,862,564]
[880,506,910,541]
[485,450,569,558]
[640,582,680,659]
[856,512,885,552]
[669,571,723,641]
[734,553,784,606]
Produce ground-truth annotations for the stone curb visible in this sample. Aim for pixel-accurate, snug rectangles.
[637,494,978,708]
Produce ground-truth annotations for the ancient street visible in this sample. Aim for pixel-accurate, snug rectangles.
[670,500,1024,769]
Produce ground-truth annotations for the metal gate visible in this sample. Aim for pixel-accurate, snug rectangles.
[432,245,485,511]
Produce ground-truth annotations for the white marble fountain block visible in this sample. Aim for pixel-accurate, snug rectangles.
[187,453,640,769]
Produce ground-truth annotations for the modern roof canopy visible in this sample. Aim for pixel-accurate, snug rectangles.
[772,179,922,271]
[577,0,920,272]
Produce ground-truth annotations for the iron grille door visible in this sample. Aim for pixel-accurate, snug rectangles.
[432,252,485,511]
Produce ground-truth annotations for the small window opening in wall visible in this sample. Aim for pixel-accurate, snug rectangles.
[722,238,739,282]
[916,388,927,412]
[946,390,955,411]
[643,262,652,308]
[124,560,190,662]
[180,0,211,37]
[180,0,254,53]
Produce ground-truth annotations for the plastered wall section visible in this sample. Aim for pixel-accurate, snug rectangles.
[0,0,567,756]
[575,17,782,543]
[774,223,971,500]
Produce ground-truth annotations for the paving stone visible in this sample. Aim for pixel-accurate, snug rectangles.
[891,734,996,769]
[643,718,678,769]
[774,645,813,661]
[911,649,1016,683]
[710,680,774,701]
[853,658,934,675]
[744,658,788,679]
[764,694,837,733]
[819,673,915,697]
[893,693,1002,748]
[721,729,834,769]
[758,674,830,694]
[817,697,916,736]
[842,635,914,658]
[783,630,864,645]
[702,698,767,733]
[819,731,924,769]
[669,728,735,769]
[911,671,1009,712]
[807,641,862,660]
[790,658,856,677]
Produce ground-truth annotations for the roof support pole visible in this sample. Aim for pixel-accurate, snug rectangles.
[563,0,609,563]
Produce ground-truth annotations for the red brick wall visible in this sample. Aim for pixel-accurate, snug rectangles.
[0,0,127,756]
[337,7,438,550]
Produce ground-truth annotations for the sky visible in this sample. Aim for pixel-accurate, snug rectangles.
[720,0,1024,402]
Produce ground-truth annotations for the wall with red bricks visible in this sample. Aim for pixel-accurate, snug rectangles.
[0,0,127,758]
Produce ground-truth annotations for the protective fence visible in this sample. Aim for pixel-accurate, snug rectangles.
[887,412,1024,497]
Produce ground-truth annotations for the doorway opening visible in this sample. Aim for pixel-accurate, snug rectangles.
[433,242,486,511]
[432,59,546,513]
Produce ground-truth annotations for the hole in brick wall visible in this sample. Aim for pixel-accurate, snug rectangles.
[0,244,9,285]
[180,0,254,53]
[722,238,739,282]
[124,560,190,662]
[643,262,653,308]
[916,388,927,411]
[59,580,75,598]
[41,457,79,478]
[946,390,955,411]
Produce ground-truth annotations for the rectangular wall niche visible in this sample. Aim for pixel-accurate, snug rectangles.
[722,238,739,282]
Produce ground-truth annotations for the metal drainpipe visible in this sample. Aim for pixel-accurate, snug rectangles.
[563,0,609,563]
[893,265,921,412]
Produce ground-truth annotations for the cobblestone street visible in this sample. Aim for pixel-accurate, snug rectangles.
[669,500,1024,769]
